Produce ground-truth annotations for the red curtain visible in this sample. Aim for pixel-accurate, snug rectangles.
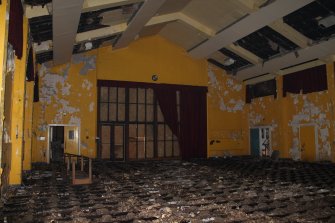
[26,47,35,81]
[98,80,208,160]
[179,88,207,160]
[155,87,180,138]
[8,0,24,59]
[283,65,327,97]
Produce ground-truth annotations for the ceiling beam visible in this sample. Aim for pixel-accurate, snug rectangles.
[236,38,335,81]
[25,0,144,19]
[188,0,314,59]
[53,0,84,65]
[269,18,311,48]
[226,44,261,64]
[113,0,167,49]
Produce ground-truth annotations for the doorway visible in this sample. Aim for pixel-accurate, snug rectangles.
[250,127,271,157]
[100,124,125,161]
[50,126,64,162]
[299,125,317,162]
[48,125,80,163]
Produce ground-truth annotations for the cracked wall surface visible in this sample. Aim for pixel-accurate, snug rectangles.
[207,65,248,157]
[32,52,97,162]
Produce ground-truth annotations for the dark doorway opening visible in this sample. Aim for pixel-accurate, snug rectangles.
[50,126,64,162]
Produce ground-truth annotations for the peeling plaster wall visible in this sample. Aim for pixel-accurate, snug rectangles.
[32,52,97,162]
[23,81,34,171]
[247,64,335,161]
[207,65,248,157]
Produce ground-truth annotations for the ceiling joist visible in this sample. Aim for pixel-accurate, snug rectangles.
[114,0,167,49]
[237,38,335,81]
[188,0,314,59]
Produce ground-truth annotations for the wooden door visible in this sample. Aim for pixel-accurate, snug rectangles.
[300,125,316,162]
[101,125,111,159]
[64,126,79,155]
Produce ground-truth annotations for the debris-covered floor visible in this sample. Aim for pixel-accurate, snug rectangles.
[1,157,335,223]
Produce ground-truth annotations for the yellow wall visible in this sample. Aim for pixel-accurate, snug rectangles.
[32,51,98,162]
[32,35,208,163]
[97,36,207,85]
[0,0,9,188]
[4,18,29,185]
[246,63,335,161]
[207,65,248,157]
[23,81,34,170]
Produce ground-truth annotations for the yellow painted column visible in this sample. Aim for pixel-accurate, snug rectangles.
[23,81,34,170]
[9,18,28,185]
[0,0,9,184]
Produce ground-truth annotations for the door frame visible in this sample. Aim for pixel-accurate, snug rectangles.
[297,123,318,161]
[249,125,272,156]
[47,124,81,164]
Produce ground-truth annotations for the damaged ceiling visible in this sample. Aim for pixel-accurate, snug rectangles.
[25,0,335,80]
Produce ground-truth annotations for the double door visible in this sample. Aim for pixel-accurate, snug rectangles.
[250,127,271,157]
[100,124,125,161]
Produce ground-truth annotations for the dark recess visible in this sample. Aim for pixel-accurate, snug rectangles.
[236,26,299,61]
[24,0,51,6]
[208,48,252,74]
[284,0,335,42]
[246,79,277,103]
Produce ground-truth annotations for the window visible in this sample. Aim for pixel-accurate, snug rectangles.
[68,130,75,140]
[98,86,180,160]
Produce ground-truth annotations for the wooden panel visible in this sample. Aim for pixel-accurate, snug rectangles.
[108,103,117,121]
[165,141,173,157]
[138,88,145,103]
[100,103,108,121]
[129,88,137,103]
[129,104,137,121]
[118,88,126,103]
[138,104,145,121]
[100,87,109,102]
[146,141,154,158]
[118,103,125,121]
[64,126,79,155]
[174,141,180,157]
[114,125,124,159]
[300,125,316,162]
[101,125,111,159]
[158,141,165,157]
[109,87,117,102]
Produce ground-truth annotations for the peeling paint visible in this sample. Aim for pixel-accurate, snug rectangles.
[89,102,94,112]
[72,53,96,75]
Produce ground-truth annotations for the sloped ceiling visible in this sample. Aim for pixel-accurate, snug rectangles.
[25,0,335,81]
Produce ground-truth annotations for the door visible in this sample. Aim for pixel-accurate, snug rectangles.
[100,124,125,160]
[250,128,260,157]
[300,125,316,162]
[260,128,271,156]
[64,126,79,155]
[113,125,125,161]
[50,126,64,162]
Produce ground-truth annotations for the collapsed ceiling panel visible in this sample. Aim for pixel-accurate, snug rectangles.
[283,0,335,42]
[29,15,52,43]
[181,0,248,33]
[236,26,299,61]
[29,3,140,44]
[208,48,252,73]
[159,20,209,50]
[36,34,118,64]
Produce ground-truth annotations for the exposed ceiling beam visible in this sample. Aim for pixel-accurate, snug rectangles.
[236,38,335,81]
[269,18,311,48]
[178,13,215,37]
[226,44,261,64]
[114,0,167,49]
[25,0,144,18]
[53,0,84,65]
[188,0,314,59]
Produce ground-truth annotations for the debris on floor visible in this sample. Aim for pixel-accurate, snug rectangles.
[1,157,335,222]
